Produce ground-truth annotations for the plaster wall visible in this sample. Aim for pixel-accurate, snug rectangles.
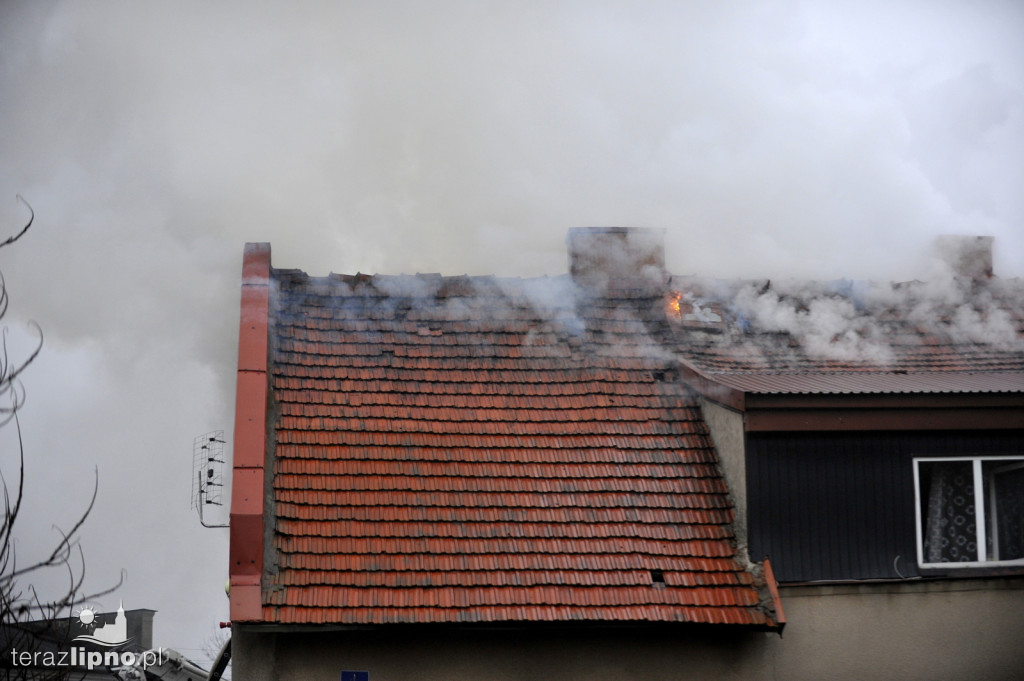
[234,624,767,681]
[698,397,748,559]
[234,578,1024,681]
[770,578,1024,680]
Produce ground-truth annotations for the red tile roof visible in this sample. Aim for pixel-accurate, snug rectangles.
[232,252,780,629]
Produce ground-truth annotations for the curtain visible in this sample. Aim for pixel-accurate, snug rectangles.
[923,462,976,563]
[992,465,1024,561]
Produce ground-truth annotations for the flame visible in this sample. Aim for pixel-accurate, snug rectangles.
[666,290,683,319]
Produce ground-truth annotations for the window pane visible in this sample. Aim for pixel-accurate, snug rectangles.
[986,462,1024,562]
[920,461,977,563]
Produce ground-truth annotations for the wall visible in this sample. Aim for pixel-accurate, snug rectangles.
[233,578,1024,681]
[698,397,748,561]
[745,430,1024,582]
[233,623,768,681]
[770,578,1024,680]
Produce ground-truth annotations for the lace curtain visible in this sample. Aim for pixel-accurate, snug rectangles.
[992,464,1024,561]
[923,462,976,563]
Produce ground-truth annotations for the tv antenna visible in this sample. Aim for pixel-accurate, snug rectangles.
[192,430,228,528]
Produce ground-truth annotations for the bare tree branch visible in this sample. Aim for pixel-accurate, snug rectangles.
[0,197,117,680]
[0,195,33,250]
[0,322,44,411]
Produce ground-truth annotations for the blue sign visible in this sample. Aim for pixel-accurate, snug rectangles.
[341,672,369,681]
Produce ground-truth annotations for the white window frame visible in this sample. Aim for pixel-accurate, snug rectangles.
[913,456,1024,569]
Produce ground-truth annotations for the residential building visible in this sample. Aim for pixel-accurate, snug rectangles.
[229,230,1024,680]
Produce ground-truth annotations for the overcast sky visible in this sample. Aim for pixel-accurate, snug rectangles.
[1,0,1021,666]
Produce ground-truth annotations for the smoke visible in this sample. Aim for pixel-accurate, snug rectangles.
[726,280,898,365]
[703,259,1024,366]
[0,0,1021,663]
[902,272,1022,350]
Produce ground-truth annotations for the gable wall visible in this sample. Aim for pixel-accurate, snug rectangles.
[698,398,749,562]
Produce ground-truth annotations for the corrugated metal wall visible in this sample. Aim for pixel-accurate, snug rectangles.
[746,430,1024,582]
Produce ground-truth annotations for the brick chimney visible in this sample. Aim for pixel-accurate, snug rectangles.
[567,227,666,289]
[934,235,994,281]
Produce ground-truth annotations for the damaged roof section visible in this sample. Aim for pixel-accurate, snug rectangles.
[261,265,782,629]
[660,255,1024,432]
[665,274,1024,390]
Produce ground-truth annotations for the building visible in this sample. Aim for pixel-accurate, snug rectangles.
[228,229,1024,680]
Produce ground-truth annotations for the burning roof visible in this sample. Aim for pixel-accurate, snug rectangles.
[229,242,783,629]
[665,273,1024,386]
[230,231,1022,630]
[257,266,779,627]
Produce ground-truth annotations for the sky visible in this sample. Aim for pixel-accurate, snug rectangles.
[0,0,1021,667]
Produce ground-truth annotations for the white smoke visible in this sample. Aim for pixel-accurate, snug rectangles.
[723,280,893,364]
[0,0,1021,663]
[716,261,1023,366]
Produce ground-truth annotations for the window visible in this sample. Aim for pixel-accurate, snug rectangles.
[914,457,1024,568]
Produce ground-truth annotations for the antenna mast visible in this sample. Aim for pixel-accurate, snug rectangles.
[192,430,229,528]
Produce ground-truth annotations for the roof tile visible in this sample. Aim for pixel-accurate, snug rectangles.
[254,269,779,629]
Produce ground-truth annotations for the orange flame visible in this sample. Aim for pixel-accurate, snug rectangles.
[666,290,683,319]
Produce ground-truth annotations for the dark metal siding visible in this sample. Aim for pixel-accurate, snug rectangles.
[747,430,1024,582]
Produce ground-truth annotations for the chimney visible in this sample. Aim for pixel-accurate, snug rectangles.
[567,227,666,289]
[934,235,994,281]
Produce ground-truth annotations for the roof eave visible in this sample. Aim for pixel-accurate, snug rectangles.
[683,368,1024,432]
[743,394,1024,432]
[674,359,746,412]
[233,616,783,634]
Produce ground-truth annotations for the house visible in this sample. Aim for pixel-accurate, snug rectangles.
[228,229,1024,680]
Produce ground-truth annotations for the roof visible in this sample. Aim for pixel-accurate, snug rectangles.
[698,371,1024,396]
[665,275,1024,397]
[228,244,781,630]
[228,238,1024,627]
